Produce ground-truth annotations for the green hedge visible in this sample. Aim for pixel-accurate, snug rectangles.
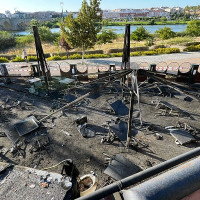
[129,48,180,57]
[52,50,104,57]
[184,42,200,47]
[68,54,82,59]
[107,46,149,54]
[84,54,110,59]
[0,57,9,63]
[0,54,16,59]
[11,57,25,62]
[183,44,200,52]
[110,52,123,57]
[48,53,110,60]
[130,52,142,56]
[46,48,180,60]
[150,45,166,50]
[47,55,67,61]
[0,31,16,51]
[27,56,38,62]
[3,47,181,62]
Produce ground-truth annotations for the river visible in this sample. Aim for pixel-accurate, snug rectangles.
[12,24,187,35]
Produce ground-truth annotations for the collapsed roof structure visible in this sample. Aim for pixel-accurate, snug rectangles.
[0,24,200,200]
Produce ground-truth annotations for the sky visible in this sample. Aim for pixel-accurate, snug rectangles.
[0,0,199,14]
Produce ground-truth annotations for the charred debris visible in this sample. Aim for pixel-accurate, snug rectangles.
[0,25,200,200]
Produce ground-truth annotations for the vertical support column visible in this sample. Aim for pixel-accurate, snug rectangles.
[189,64,199,84]
[126,90,134,148]
[0,64,11,83]
[32,26,49,92]
[70,64,77,76]
[122,24,130,69]
[121,24,130,97]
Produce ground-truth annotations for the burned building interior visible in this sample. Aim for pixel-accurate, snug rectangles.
[0,25,200,200]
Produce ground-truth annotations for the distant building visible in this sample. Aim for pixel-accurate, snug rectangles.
[0,13,6,18]
[102,7,171,20]
[11,11,26,19]
[164,7,183,13]
[103,10,120,19]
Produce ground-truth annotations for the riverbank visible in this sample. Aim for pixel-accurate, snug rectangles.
[105,20,188,26]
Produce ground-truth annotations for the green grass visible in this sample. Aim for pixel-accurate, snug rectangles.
[162,36,194,45]
[15,35,34,45]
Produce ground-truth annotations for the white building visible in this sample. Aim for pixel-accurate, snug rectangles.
[103,10,120,19]
[0,13,6,18]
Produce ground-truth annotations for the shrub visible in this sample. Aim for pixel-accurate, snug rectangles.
[155,47,180,54]
[150,45,166,50]
[145,37,154,46]
[184,42,200,47]
[155,27,176,40]
[131,26,151,41]
[0,31,16,51]
[175,31,187,37]
[27,56,38,62]
[142,51,157,55]
[130,52,142,56]
[39,27,60,42]
[15,35,34,45]
[168,47,181,53]
[61,56,67,60]
[130,46,149,51]
[0,54,16,59]
[47,55,63,61]
[52,50,104,57]
[0,57,9,63]
[165,36,194,45]
[107,48,123,54]
[97,30,118,45]
[84,54,110,59]
[107,47,148,54]
[186,20,200,37]
[68,54,82,59]
[11,56,25,62]
[110,53,123,57]
[183,45,200,52]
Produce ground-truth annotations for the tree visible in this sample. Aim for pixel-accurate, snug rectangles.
[27,19,59,42]
[186,20,200,36]
[102,19,109,26]
[59,35,71,52]
[155,27,176,39]
[60,0,102,63]
[97,30,117,47]
[0,31,16,51]
[130,26,151,41]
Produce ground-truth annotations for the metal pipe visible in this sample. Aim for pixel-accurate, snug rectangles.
[40,70,132,123]
[123,156,200,200]
[147,72,200,102]
[75,147,200,200]
[126,90,134,147]
[0,75,33,78]
[67,69,130,91]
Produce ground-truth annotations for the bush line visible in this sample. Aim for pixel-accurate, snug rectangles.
[0,47,181,62]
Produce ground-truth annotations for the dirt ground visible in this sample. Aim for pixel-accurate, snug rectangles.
[0,74,200,190]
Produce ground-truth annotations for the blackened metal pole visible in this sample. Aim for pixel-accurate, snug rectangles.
[121,24,130,97]
[75,147,200,200]
[126,90,134,148]
[122,24,130,69]
[32,26,49,91]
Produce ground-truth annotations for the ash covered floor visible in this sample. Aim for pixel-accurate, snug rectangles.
[0,77,200,198]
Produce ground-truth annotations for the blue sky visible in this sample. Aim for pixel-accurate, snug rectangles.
[0,0,199,13]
